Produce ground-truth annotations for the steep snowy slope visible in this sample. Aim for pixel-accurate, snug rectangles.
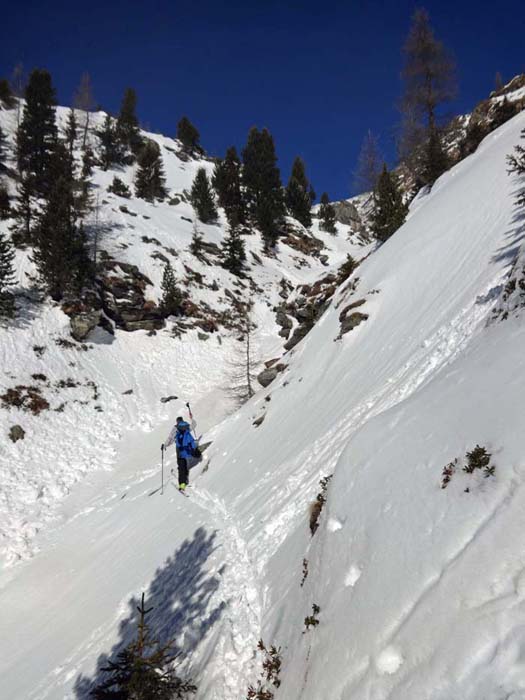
[1,108,525,700]
[0,104,367,566]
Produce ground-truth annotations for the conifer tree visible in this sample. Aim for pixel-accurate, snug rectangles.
[222,224,246,276]
[64,108,77,159]
[508,128,525,210]
[190,167,217,223]
[286,156,312,227]
[91,593,196,699]
[319,192,337,234]
[33,143,91,300]
[0,79,14,107]
[399,9,457,185]
[81,147,95,180]
[420,126,449,186]
[354,130,383,193]
[370,165,408,242]
[212,146,246,226]
[108,176,131,198]
[135,140,167,202]
[16,68,58,196]
[0,124,6,168]
[98,114,123,170]
[12,174,34,245]
[116,87,142,155]
[242,127,284,249]
[160,262,182,317]
[176,116,200,154]
[190,220,204,256]
[0,185,10,220]
[0,231,15,318]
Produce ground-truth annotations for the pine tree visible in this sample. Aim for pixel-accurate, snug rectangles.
[420,126,449,186]
[212,146,246,227]
[507,128,525,209]
[318,192,337,234]
[0,185,10,220]
[12,173,34,245]
[286,156,312,227]
[354,130,382,193]
[0,231,15,318]
[370,165,408,242]
[108,176,131,198]
[0,124,6,168]
[91,593,196,699]
[135,140,167,202]
[116,87,142,155]
[190,167,217,223]
[399,9,457,184]
[33,143,91,300]
[242,127,284,249]
[190,220,204,256]
[176,116,200,154]
[98,114,123,171]
[0,78,15,108]
[16,68,58,196]
[222,224,246,276]
[160,262,182,317]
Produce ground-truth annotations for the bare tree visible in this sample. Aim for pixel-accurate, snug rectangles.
[10,62,26,127]
[399,8,457,184]
[353,130,383,194]
[73,72,95,149]
[226,301,259,407]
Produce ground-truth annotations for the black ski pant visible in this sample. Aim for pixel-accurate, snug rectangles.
[177,456,189,486]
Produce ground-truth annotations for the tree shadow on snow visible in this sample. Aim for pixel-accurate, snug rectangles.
[491,194,525,265]
[73,526,226,698]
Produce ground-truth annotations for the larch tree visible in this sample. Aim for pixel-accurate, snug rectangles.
[73,72,95,149]
[353,130,383,194]
[400,8,457,186]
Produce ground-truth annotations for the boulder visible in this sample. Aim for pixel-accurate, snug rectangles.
[332,200,362,227]
[9,425,25,442]
[284,323,312,350]
[257,367,279,388]
[339,311,368,336]
[70,310,101,342]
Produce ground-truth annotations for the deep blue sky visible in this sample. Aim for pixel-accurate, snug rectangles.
[2,0,524,199]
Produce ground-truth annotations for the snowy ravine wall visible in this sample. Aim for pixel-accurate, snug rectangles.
[0,104,368,566]
[2,110,525,700]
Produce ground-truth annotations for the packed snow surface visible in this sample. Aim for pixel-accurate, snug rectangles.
[1,106,525,700]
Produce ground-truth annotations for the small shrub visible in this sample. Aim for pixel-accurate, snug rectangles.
[304,603,320,631]
[441,458,458,489]
[33,345,46,357]
[108,176,131,198]
[31,373,48,382]
[1,385,50,415]
[464,445,492,474]
[246,639,282,700]
[309,474,333,535]
[300,558,309,587]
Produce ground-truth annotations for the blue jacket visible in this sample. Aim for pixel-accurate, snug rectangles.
[175,422,197,459]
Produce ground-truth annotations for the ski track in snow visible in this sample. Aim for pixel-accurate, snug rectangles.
[187,486,263,699]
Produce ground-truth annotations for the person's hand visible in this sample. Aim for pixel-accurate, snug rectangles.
[161,443,165,451]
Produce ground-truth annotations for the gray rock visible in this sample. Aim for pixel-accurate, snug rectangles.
[9,425,25,442]
[284,323,311,350]
[332,200,362,226]
[198,332,210,341]
[257,367,279,387]
[340,311,368,335]
[275,309,293,329]
[160,395,178,403]
[70,311,101,342]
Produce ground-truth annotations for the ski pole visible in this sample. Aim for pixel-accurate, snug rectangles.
[186,401,197,434]
[161,444,164,495]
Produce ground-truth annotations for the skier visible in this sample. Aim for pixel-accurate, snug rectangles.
[162,417,199,492]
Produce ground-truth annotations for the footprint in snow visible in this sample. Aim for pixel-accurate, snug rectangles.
[344,565,362,587]
[376,646,404,675]
[327,517,343,532]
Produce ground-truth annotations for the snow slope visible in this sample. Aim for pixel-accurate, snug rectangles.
[0,104,367,566]
[1,108,525,699]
